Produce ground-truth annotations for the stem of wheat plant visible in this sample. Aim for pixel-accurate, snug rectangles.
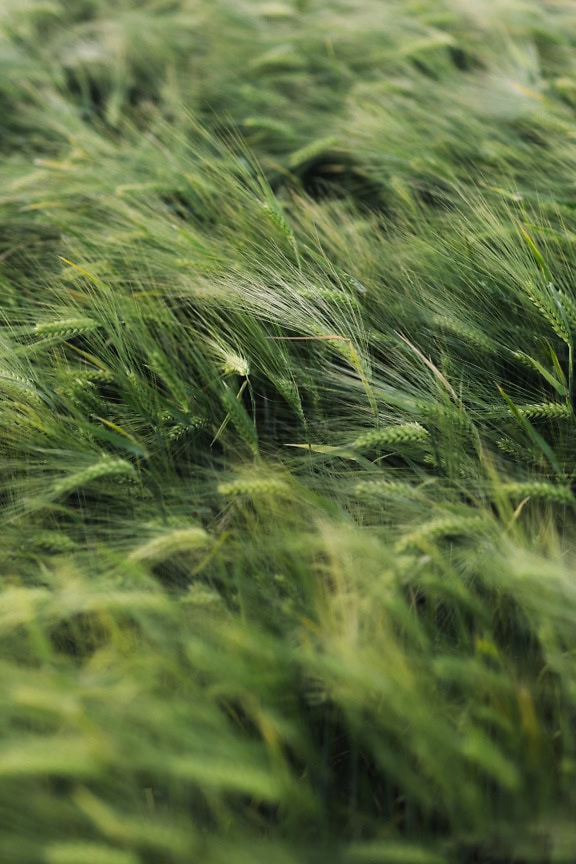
[2,0,576,862]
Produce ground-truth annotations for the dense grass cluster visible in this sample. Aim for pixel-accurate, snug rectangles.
[3,0,576,861]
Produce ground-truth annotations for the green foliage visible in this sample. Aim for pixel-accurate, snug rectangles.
[2,0,576,862]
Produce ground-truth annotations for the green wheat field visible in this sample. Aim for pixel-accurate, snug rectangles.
[2,1,576,861]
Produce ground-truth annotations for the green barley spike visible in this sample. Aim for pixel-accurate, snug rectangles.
[396,515,493,553]
[353,480,422,499]
[219,383,259,455]
[34,318,100,338]
[52,457,136,497]
[524,282,570,344]
[353,423,429,451]
[515,402,572,420]
[218,476,290,498]
[129,528,212,564]
[288,136,339,169]
[557,288,576,330]
[499,481,575,506]
[262,202,295,243]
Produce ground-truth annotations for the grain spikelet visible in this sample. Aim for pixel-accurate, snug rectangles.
[30,531,78,552]
[129,528,212,564]
[353,480,422,499]
[524,281,570,344]
[499,481,574,505]
[262,202,295,243]
[288,136,339,169]
[514,402,572,420]
[297,286,361,308]
[146,349,189,409]
[497,438,539,464]
[218,383,259,455]
[433,315,495,352]
[396,515,493,552]
[218,476,291,498]
[353,423,429,451]
[52,457,136,497]
[0,370,44,401]
[34,318,100,338]
[556,287,576,329]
